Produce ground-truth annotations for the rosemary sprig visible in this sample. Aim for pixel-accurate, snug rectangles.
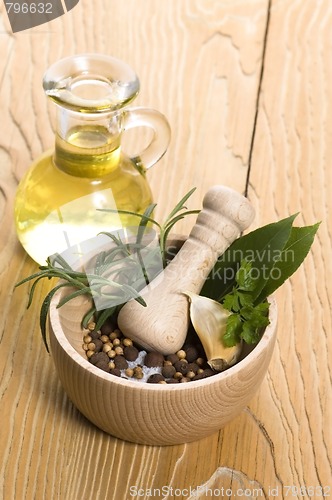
[99,186,200,267]
[16,188,200,351]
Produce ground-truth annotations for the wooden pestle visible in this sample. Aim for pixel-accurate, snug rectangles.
[117,185,255,354]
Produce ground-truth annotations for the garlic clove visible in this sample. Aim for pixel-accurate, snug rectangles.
[184,291,242,372]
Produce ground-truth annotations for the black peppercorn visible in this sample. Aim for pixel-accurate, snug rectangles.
[185,345,199,363]
[162,364,176,378]
[100,320,114,336]
[186,362,199,374]
[166,353,178,365]
[147,373,165,384]
[166,378,179,384]
[114,355,128,370]
[174,359,189,375]
[123,345,139,361]
[192,368,215,380]
[145,351,165,368]
[90,352,109,365]
[89,330,100,340]
[95,360,111,372]
[92,339,103,352]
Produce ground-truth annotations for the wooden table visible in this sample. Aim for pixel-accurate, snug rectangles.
[1,1,331,498]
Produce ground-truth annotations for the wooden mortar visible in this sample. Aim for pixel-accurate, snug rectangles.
[49,269,277,446]
[117,185,255,354]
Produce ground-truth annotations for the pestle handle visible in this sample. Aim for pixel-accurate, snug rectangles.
[117,186,255,354]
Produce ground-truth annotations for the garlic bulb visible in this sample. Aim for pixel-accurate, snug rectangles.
[184,291,242,372]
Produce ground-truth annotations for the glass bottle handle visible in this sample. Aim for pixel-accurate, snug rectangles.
[122,107,171,170]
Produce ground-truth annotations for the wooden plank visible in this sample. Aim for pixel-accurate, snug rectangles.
[247,0,332,490]
[0,0,271,499]
[1,0,269,225]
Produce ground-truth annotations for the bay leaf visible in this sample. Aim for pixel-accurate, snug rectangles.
[202,214,298,301]
[254,222,321,303]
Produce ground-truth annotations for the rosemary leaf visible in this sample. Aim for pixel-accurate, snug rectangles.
[98,207,161,230]
[57,287,93,308]
[136,203,158,246]
[82,306,96,328]
[95,307,117,332]
[15,270,50,288]
[163,209,200,231]
[40,282,71,352]
[27,275,53,309]
[163,187,197,223]
[48,253,73,271]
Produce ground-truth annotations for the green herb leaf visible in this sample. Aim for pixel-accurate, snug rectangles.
[40,283,70,352]
[235,259,256,292]
[136,203,158,246]
[49,253,73,271]
[82,306,96,328]
[159,188,198,266]
[241,321,264,345]
[255,222,321,303]
[222,290,238,311]
[220,259,270,346]
[163,187,197,223]
[57,287,92,308]
[14,270,49,288]
[223,313,242,347]
[202,214,298,301]
[97,207,161,231]
[95,306,118,332]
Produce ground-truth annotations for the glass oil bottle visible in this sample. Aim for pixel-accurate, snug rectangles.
[14,53,170,264]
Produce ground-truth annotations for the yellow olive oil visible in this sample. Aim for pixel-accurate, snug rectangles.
[15,125,153,264]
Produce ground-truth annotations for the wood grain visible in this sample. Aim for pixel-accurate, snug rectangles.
[245,0,332,490]
[1,0,331,498]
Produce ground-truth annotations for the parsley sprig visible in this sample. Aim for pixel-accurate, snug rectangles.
[221,260,270,347]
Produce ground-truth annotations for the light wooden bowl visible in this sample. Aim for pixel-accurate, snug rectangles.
[48,238,278,446]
